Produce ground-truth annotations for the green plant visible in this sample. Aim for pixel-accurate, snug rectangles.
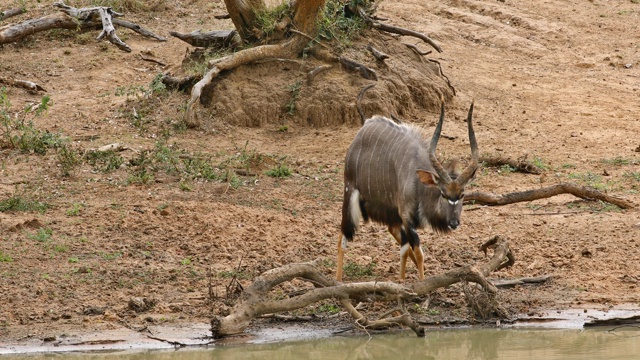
[29,227,53,243]
[316,303,340,315]
[218,269,250,279]
[600,156,637,166]
[343,260,376,278]
[284,80,302,115]
[266,164,292,178]
[498,164,515,174]
[0,193,49,213]
[0,251,13,263]
[532,156,550,171]
[84,149,125,173]
[317,0,368,50]
[1,88,64,155]
[623,171,640,182]
[101,251,122,260]
[255,1,292,37]
[57,144,82,177]
[180,257,192,265]
[66,203,84,216]
[68,257,79,263]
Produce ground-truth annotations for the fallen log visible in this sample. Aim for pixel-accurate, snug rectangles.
[0,1,164,50]
[465,183,635,209]
[0,7,25,22]
[211,235,514,338]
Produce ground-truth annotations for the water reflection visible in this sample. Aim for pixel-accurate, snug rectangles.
[6,327,640,360]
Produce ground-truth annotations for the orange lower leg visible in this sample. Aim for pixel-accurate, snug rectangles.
[336,234,345,281]
[388,226,418,266]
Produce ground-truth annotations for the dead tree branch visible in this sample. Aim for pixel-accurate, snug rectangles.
[466,183,635,209]
[0,77,46,93]
[211,236,514,338]
[170,29,240,49]
[480,155,542,174]
[0,2,164,50]
[0,8,26,22]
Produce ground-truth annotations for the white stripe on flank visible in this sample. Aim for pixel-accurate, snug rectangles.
[367,124,390,198]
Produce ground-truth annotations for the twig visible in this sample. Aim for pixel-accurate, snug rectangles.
[138,54,166,67]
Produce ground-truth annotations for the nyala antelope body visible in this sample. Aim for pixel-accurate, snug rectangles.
[336,102,479,281]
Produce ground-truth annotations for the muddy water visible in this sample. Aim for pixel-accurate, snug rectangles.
[5,327,640,360]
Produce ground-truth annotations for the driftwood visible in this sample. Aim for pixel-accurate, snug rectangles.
[0,2,165,51]
[0,77,46,93]
[466,183,635,210]
[480,155,543,174]
[211,236,514,338]
[0,8,25,22]
[169,29,241,49]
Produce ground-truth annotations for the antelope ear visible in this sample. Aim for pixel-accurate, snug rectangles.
[416,170,439,186]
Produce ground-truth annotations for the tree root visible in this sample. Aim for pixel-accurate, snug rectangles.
[466,183,635,209]
[211,236,514,338]
[357,7,442,53]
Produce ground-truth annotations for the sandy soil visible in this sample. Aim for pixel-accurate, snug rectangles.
[1,0,639,349]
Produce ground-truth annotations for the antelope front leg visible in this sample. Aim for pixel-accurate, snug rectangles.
[388,225,419,267]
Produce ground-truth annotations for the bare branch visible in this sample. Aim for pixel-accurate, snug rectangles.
[0,7,26,22]
[466,183,635,209]
[211,237,514,338]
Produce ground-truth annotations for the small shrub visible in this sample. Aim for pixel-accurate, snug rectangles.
[266,164,292,178]
[0,251,13,263]
[66,203,84,216]
[57,144,82,177]
[0,194,49,213]
[85,149,125,173]
[343,260,376,278]
[29,227,53,243]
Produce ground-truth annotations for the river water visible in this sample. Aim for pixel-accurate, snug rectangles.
[4,327,639,360]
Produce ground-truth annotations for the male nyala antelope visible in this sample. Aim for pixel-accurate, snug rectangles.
[336,102,479,281]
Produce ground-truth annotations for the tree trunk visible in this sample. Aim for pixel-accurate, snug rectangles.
[224,0,265,42]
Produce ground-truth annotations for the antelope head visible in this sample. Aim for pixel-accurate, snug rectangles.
[417,102,479,230]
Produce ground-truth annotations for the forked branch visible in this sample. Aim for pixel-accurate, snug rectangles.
[466,183,635,209]
[211,236,514,338]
